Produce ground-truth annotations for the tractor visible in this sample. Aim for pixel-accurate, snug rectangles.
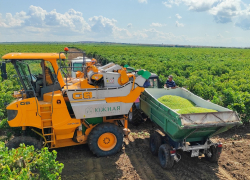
[1,48,150,157]
[127,66,160,126]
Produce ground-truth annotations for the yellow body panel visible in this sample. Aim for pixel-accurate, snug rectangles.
[118,69,129,85]
[76,71,84,78]
[2,53,66,60]
[7,98,41,128]
[80,79,96,88]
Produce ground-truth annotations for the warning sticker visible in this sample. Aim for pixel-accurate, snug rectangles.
[106,79,114,84]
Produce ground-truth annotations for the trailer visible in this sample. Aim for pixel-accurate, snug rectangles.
[140,88,242,169]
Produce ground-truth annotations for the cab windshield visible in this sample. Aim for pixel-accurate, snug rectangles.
[13,60,57,98]
[14,61,35,97]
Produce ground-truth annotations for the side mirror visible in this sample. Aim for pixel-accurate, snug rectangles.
[1,62,7,80]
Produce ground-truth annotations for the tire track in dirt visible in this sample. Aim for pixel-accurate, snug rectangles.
[127,135,152,180]
[127,135,175,180]
[173,151,219,180]
[93,158,105,180]
[217,166,235,180]
[129,134,225,180]
[141,138,176,180]
[134,136,202,180]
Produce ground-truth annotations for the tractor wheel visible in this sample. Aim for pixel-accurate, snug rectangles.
[88,123,123,157]
[128,104,143,126]
[158,144,174,169]
[150,131,162,156]
[205,145,222,163]
[6,136,42,150]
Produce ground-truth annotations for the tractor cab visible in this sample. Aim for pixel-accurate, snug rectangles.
[147,73,159,88]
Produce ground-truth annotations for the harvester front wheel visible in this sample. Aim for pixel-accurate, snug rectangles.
[128,104,143,126]
[150,131,162,155]
[158,144,174,169]
[88,123,123,157]
[6,136,42,150]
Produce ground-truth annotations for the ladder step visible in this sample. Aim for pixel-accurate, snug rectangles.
[40,111,51,113]
[42,119,52,122]
[43,126,53,128]
[44,133,53,136]
[46,140,54,143]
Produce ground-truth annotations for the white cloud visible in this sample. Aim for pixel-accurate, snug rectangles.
[217,34,223,38]
[127,23,132,28]
[0,11,29,28]
[138,0,147,4]
[176,21,184,27]
[0,5,91,34]
[209,0,241,23]
[162,1,172,8]
[150,23,166,27]
[163,0,250,31]
[88,16,132,39]
[235,4,250,30]
[164,0,219,12]
[183,0,219,12]
[175,14,182,19]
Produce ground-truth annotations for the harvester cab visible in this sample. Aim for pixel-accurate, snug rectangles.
[2,48,151,157]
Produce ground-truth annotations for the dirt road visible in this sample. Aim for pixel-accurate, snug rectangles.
[57,121,250,180]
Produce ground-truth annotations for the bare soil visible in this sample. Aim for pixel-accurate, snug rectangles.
[56,121,250,180]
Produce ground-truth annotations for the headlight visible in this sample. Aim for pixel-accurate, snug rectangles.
[7,110,18,121]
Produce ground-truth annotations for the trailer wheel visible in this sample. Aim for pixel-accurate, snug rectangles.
[88,123,123,157]
[6,136,42,150]
[158,144,174,169]
[205,145,222,163]
[150,132,162,155]
[128,104,143,126]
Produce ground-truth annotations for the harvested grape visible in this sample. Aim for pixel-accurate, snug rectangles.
[176,107,217,114]
[158,95,195,109]
[158,95,217,114]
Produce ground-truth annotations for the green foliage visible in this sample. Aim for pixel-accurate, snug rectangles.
[0,142,64,179]
[0,43,250,125]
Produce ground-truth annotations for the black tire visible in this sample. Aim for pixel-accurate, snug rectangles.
[6,136,42,150]
[205,145,222,163]
[88,123,123,157]
[158,144,174,169]
[128,104,143,126]
[150,132,162,156]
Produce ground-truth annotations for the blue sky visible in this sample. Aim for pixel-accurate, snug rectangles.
[0,0,250,47]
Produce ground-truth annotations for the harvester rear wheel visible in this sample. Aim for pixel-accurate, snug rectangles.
[150,131,162,155]
[128,104,143,126]
[158,144,174,169]
[88,123,123,157]
[6,136,42,150]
